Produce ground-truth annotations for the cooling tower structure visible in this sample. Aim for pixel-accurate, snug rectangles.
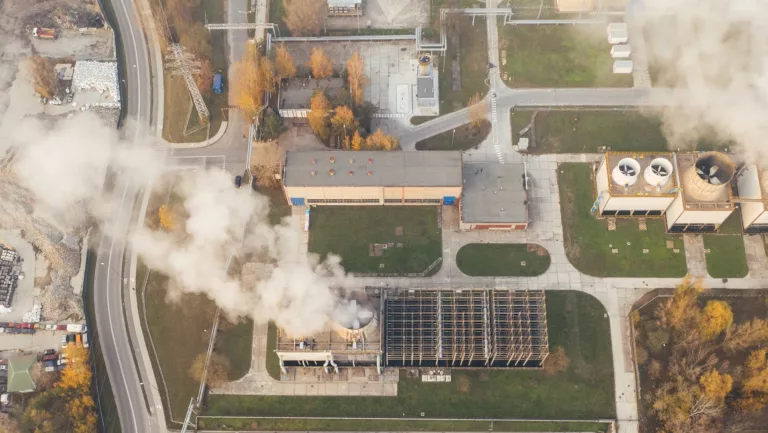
[594,152,678,217]
[275,291,383,375]
[665,152,736,233]
[735,164,768,233]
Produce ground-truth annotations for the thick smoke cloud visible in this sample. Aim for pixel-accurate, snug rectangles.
[8,112,354,336]
[636,0,768,158]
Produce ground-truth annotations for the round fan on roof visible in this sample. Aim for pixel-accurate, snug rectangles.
[618,163,637,176]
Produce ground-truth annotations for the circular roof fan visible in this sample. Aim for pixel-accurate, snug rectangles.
[697,162,722,185]
[619,163,637,177]
[650,163,669,177]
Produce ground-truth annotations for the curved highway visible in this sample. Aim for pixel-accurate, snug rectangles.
[93,0,154,431]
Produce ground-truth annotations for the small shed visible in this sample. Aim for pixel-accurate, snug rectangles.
[610,44,632,59]
[607,23,629,44]
[613,60,634,74]
[556,0,596,12]
[7,355,36,393]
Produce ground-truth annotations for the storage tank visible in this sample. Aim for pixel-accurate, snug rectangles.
[611,157,641,188]
[684,151,735,201]
[644,157,674,188]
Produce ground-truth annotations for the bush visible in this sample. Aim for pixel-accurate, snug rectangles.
[636,345,649,365]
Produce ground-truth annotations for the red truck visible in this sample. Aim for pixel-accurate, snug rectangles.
[32,27,58,40]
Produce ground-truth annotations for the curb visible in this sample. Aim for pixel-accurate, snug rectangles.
[163,121,229,149]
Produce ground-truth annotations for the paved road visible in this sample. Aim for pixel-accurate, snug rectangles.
[93,0,156,432]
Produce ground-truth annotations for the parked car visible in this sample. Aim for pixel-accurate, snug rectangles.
[61,335,68,348]
[0,365,6,371]
[82,334,89,348]
[43,349,56,356]
[66,334,76,344]
[42,354,57,362]
[56,324,67,331]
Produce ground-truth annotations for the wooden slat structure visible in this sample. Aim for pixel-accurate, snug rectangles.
[384,289,548,368]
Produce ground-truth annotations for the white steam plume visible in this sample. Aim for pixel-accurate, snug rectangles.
[636,0,768,159]
[8,112,354,336]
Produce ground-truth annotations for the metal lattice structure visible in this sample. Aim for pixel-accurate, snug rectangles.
[166,43,210,121]
[205,22,279,36]
[384,289,549,368]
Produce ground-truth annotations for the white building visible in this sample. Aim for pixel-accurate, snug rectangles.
[665,152,736,233]
[607,23,629,44]
[736,165,768,233]
[613,60,633,74]
[610,44,632,59]
[595,152,678,217]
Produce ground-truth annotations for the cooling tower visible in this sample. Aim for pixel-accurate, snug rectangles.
[611,157,641,187]
[684,152,735,201]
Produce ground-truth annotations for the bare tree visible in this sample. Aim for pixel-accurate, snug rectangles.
[250,140,286,188]
[29,56,55,99]
[283,0,326,36]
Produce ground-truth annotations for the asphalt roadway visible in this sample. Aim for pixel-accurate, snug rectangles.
[92,0,156,431]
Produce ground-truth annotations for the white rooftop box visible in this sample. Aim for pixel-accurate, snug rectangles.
[610,44,632,59]
[613,60,634,74]
[607,23,629,44]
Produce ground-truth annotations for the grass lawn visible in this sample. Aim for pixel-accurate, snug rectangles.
[415,120,490,151]
[456,243,551,276]
[308,206,442,274]
[703,213,748,278]
[438,16,489,114]
[499,25,633,88]
[558,163,688,277]
[203,291,615,421]
[511,110,669,154]
[253,186,291,225]
[161,0,228,143]
[265,322,281,380]
[197,418,611,432]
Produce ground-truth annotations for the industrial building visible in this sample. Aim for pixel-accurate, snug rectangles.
[460,162,529,230]
[384,289,549,368]
[414,55,439,117]
[594,152,678,217]
[327,0,362,17]
[277,78,344,118]
[665,152,736,233]
[0,246,22,309]
[282,151,462,206]
[275,293,383,374]
[735,164,768,233]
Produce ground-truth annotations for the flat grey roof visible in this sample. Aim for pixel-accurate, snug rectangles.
[284,151,463,187]
[279,78,344,110]
[461,162,528,223]
[417,77,435,99]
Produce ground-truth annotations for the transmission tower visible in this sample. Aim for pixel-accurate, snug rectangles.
[166,43,210,121]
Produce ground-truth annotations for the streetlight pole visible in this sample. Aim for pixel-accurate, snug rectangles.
[451,128,456,150]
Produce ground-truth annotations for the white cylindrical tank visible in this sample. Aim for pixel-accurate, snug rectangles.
[644,158,674,188]
[612,157,641,187]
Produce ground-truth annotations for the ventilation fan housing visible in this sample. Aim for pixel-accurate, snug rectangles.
[612,157,641,187]
[644,157,674,188]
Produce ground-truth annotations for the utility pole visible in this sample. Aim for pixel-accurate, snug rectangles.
[451,128,456,150]
[166,44,210,122]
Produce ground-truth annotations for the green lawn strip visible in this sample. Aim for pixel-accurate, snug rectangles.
[499,25,632,88]
[511,110,669,154]
[415,120,491,151]
[204,291,615,420]
[308,206,442,274]
[438,16,489,114]
[197,417,610,432]
[217,319,254,381]
[265,322,281,380]
[558,163,687,277]
[703,235,748,278]
[456,243,551,276]
[253,186,291,225]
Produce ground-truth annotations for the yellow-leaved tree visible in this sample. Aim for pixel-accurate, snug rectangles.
[309,47,334,79]
[658,276,703,330]
[699,369,732,402]
[698,300,733,340]
[366,128,399,151]
[351,131,364,151]
[308,91,331,141]
[274,43,296,80]
[233,44,275,120]
[331,105,358,141]
[55,344,97,433]
[346,51,367,106]
[158,204,175,230]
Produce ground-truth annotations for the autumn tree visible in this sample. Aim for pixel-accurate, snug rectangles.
[699,369,733,402]
[468,92,487,130]
[180,22,212,63]
[698,300,733,340]
[233,45,274,119]
[309,47,334,79]
[54,344,97,433]
[159,204,175,230]
[251,140,286,188]
[308,90,331,141]
[190,352,231,388]
[724,317,768,353]
[274,43,296,80]
[346,51,367,106]
[652,382,724,433]
[331,105,358,142]
[29,56,55,99]
[543,346,570,376]
[283,0,326,36]
[738,349,768,412]
[366,128,399,151]
[658,276,703,330]
[350,131,364,151]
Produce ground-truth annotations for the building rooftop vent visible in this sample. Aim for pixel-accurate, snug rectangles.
[685,151,735,201]
[367,170,372,176]
[644,157,674,188]
[367,158,373,164]
[348,170,353,175]
[611,157,641,187]
[330,156,335,163]
[311,158,317,164]
[311,170,316,176]
[329,169,335,176]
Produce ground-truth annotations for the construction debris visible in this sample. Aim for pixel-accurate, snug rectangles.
[71,60,120,108]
